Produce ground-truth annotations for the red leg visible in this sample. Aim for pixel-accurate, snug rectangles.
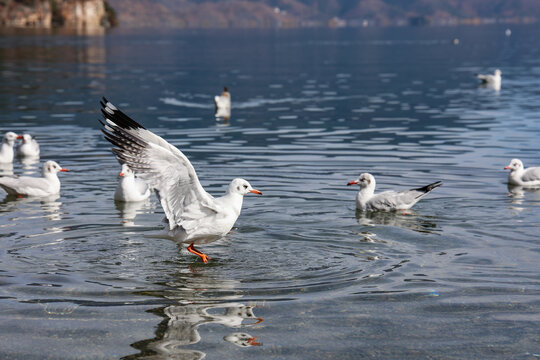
[187,243,211,263]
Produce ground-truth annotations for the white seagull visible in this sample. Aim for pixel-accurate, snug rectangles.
[114,163,151,202]
[214,87,231,116]
[16,133,40,158]
[99,97,262,263]
[477,69,501,89]
[347,173,442,211]
[504,159,540,187]
[0,160,69,197]
[0,132,22,163]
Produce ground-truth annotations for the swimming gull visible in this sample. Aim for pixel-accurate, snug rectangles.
[0,132,21,163]
[114,163,151,202]
[347,173,442,211]
[16,133,40,158]
[504,158,540,187]
[0,160,68,197]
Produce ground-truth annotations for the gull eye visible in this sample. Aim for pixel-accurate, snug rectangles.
[243,185,248,189]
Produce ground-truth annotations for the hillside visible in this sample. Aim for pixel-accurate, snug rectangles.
[106,0,540,28]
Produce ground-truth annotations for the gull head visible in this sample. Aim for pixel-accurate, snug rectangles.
[228,178,262,196]
[347,173,376,189]
[21,134,33,143]
[504,158,523,171]
[43,160,69,175]
[118,163,134,178]
[494,69,502,76]
[3,132,21,145]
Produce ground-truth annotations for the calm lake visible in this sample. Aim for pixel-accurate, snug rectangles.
[0,24,539,359]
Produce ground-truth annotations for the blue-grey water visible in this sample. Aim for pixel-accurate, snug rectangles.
[0,25,539,359]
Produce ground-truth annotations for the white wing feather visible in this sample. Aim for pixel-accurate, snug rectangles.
[100,98,219,233]
[522,166,540,182]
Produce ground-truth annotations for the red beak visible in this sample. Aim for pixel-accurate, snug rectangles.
[247,337,261,346]
[118,172,125,177]
[347,181,358,186]
[249,189,262,195]
[16,135,23,139]
[60,168,69,172]
[504,166,511,170]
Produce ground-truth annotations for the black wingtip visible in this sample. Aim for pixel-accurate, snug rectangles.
[98,97,146,130]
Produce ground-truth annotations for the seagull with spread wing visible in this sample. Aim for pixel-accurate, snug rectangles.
[99,98,262,263]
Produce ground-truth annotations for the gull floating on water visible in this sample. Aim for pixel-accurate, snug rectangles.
[477,69,501,90]
[0,132,21,163]
[16,133,40,159]
[99,97,262,263]
[114,163,151,202]
[214,86,231,119]
[505,159,540,187]
[347,173,442,211]
[0,160,68,197]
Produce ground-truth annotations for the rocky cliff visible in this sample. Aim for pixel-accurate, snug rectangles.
[0,0,116,28]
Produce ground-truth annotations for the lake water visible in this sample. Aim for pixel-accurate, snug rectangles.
[0,25,539,359]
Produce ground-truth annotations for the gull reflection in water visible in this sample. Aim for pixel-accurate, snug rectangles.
[115,198,154,227]
[128,275,263,359]
[1,193,63,222]
[224,332,261,347]
[507,184,540,211]
[214,107,231,125]
[19,156,40,174]
[478,81,501,92]
[356,209,439,234]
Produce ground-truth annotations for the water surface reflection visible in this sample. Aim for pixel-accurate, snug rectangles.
[356,209,440,234]
[126,271,263,359]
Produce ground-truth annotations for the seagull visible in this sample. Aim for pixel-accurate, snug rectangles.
[0,132,22,163]
[0,160,69,197]
[99,97,262,263]
[114,163,151,202]
[477,69,501,89]
[504,159,540,187]
[347,173,442,211]
[214,86,231,116]
[16,133,40,158]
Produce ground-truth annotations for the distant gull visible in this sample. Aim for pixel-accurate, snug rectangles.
[347,173,442,211]
[477,69,501,90]
[505,29,512,37]
[0,132,21,163]
[99,97,262,263]
[0,160,68,197]
[504,159,540,187]
[16,133,40,159]
[214,86,231,119]
[114,163,151,202]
